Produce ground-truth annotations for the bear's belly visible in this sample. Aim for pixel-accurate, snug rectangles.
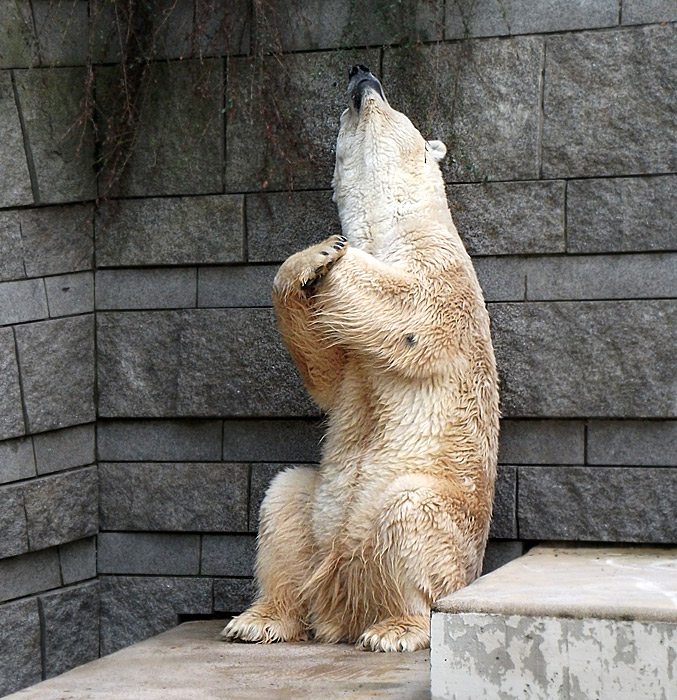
[310,365,490,549]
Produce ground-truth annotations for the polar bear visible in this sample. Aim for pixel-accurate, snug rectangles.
[222,65,499,652]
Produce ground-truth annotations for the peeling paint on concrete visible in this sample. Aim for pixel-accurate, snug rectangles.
[431,546,677,700]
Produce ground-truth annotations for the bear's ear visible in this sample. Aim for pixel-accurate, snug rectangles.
[426,140,447,162]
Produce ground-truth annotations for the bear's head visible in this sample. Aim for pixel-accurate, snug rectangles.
[332,65,449,248]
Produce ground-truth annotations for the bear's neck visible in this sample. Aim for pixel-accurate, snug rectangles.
[336,178,453,261]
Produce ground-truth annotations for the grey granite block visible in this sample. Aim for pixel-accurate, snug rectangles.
[201,535,257,577]
[0,211,25,282]
[97,420,222,462]
[45,271,94,317]
[99,462,249,532]
[0,598,41,697]
[490,300,677,418]
[490,467,517,539]
[91,0,250,62]
[213,578,256,614]
[23,466,98,550]
[97,310,316,418]
[96,268,197,310]
[446,0,618,39]
[98,533,200,576]
[448,182,565,256]
[40,580,100,679]
[258,0,443,52]
[518,466,677,542]
[0,71,32,206]
[0,278,48,326]
[19,204,94,277]
[588,420,677,466]
[481,540,525,576]
[0,548,61,603]
[14,67,96,203]
[59,537,97,585]
[567,176,677,253]
[0,3,36,68]
[99,576,212,655]
[622,0,677,24]
[542,25,677,177]
[225,49,380,192]
[197,266,277,307]
[224,420,324,463]
[247,190,341,263]
[95,195,243,267]
[0,327,24,440]
[525,253,677,301]
[0,484,28,558]
[31,0,89,66]
[96,60,223,197]
[498,420,585,465]
[15,315,95,433]
[0,437,36,484]
[384,37,542,183]
[33,423,96,475]
[472,257,526,302]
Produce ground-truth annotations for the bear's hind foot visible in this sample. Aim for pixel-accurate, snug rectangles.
[356,614,429,652]
[221,603,308,644]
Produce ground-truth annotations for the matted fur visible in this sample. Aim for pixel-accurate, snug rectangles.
[223,69,499,652]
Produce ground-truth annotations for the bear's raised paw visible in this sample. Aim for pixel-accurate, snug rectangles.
[273,235,348,297]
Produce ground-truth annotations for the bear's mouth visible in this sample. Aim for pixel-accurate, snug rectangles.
[348,64,385,111]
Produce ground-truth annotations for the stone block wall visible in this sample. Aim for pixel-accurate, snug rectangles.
[0,50,98,696]
[1,0,675,695]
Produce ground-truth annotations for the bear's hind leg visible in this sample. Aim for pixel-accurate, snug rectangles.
[355,475,480,652]
[221,466,318,643]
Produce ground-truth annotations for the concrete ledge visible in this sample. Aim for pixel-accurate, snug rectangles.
[431,545,677,700]
[6,620,430,700]
[435,544,677,623]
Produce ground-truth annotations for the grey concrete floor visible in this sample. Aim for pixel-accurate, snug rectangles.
[6,620,431,700]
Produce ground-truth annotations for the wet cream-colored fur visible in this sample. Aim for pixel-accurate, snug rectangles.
[223,73,499,652]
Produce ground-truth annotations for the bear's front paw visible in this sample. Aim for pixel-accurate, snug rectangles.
[221,605,308,644]
[356,615,429,652]
[274,235,348,297]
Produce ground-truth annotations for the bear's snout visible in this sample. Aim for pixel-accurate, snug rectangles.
[348,64,385,110]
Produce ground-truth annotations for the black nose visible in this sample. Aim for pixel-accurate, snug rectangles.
[349,64,371,80]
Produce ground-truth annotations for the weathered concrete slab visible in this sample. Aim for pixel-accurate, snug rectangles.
[448,181,565,256]
[226,49,379,191]
[445,0,618,39]
[542,25,677,177]
[384,37,543,183]
[259,0,443,51]
[97,309,317,418]
[431,546,677,700]
[95,196,243,267]
[6,620,430,700]
[14,315,95,433]
[0,598,41,697]
[518,466,677,542]
[247,190,340,262]
[96,60,223,197]
[491,300,677,418]
[0,71,33,207]
[567,175,676,253]
[99,462,249,532]
[14,67,96,203]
